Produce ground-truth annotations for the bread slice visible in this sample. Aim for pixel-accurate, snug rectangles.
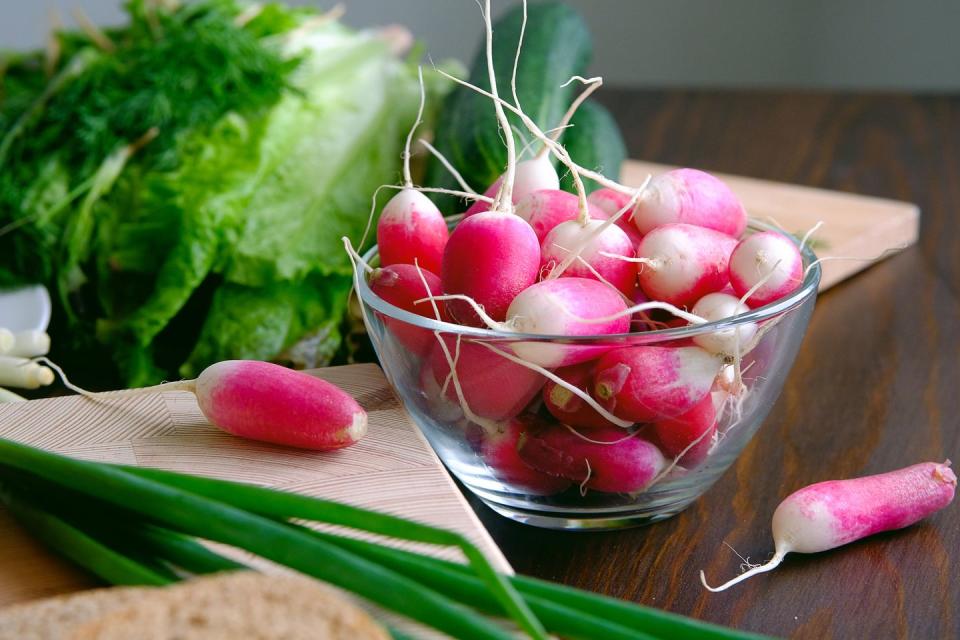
[0,585,152,640]
[0,572,389,640]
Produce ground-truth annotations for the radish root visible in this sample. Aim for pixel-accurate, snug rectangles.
[700,551,787,592]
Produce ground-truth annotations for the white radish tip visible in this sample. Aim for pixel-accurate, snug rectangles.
[0,330,13,354]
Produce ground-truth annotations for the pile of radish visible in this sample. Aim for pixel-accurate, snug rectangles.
[349,0,812,500]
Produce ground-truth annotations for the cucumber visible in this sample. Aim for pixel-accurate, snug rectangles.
[559,99,627,194]
[425,2,592,213]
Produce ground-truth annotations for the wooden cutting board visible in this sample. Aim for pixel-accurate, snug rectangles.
[0,363,510,609]
[621,160,920,290]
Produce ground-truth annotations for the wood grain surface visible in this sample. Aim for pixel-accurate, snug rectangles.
[470,91,960,640]
[0,364,511,612]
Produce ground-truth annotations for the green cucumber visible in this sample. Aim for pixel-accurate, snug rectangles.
[559,99,627,193]
[425,2,592,212]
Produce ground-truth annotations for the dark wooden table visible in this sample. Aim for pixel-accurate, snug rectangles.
[470,90,960,640]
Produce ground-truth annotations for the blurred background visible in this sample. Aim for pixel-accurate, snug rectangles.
[4,0,959,90]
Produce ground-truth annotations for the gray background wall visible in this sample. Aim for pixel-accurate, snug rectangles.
[3,0,959,90]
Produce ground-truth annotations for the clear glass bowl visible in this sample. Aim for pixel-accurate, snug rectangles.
[355,221,820,530]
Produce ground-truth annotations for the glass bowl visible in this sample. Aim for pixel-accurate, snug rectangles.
[354,220,820,530]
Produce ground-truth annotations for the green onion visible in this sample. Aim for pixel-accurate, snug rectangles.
[1,487,172,587]
[0,437,521,640]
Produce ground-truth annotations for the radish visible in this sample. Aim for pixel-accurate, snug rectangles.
[376,189,449,274]
[690,292,756,357]
[463,155,560,217]
[518,424,666,494]
[478,415,572,495]
[441,210,541,325]
[424,338,545,421]
[540,219,637,296]
[636,223,738,308]
[632,169,747,238]
[587,187,644,246]
[368,264,447,356]
[515,189,604,243]
[542,362,617,430]
[651,393,717,467]
[593,346,722,422]
[505,277,630,367]
[374,67,449,274]
[728,231,804,308]
[702,461,957,592]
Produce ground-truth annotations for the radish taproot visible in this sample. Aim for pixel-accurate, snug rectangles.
[728,231,804,308]
[441,211,541,325]
[540,219,637,296]
[636,223,738,308]
[368,264,447,356]
[505,277,630,367]
[518,424,666,494]
[632,169,747,238]
[701,461,957,592]
[478,416,572,495]
[593,346,722,422]
[543,362,617,430]
[587,187,644,246]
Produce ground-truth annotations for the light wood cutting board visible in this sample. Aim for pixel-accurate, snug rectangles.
[0,364,510,610]
[621,160,920,290]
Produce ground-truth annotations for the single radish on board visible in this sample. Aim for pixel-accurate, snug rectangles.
[690,292,757,357]
[651,393,717,467]
[515,189,605,243]
[701,461,957,592]
[587,187,644,246]
[463,155,560,217]
[505,277,630,367]
[543,362,618,430]
[184,360,366,451]
[441,211,541,325]
[368,264,447,356]
[636,223,738,308]
[593,346,722,422]
[376,189,450,275]
[424,338,545,421]
[518,424,666,494]
[632,169,747,238]
[478,416,572,495]
[728,231,804,308]
[541,219,638,296]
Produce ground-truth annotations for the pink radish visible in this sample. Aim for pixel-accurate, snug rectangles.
[376,189,449,274]
[463,155,559,217]
[702,461,957,591]
[542,362,618,430]
[632,169,747,238]
[593,346,722,422]
[190,360,366,450]
[541,219,637,296]
[505,277,630,367]
[587,187,644,246]
[425,338,545,420]
[478,416,572,495]
[515,189,605,243]
[368,264,447,356]
[690,292,756,356]
[636,223,737,307]
[651,393,717,467]
[441,211,541,325]
[728,231,804,308]
[518,424,666,494]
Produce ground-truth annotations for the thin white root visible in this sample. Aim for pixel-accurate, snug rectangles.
[723,541,761,572]
[563,423,639,445]
[32,356,196,398]
[572,255,634,305]
[700,551,787,592]
[472,341,634,428]
[799,220,823,253]
[600,252,660,267]
[579,301,708,326]
[803,245,908,279]
[402,67,428,189]
[509,0,527,111]
[579,458,592,496]
[342,236,375,275]
[732,258,783,388]
[413,294,506,331]
[419,139,475,194]
[536,75,603,157]
[649,410,720,485]
[343,237,385,356]
[482,0,516,210]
